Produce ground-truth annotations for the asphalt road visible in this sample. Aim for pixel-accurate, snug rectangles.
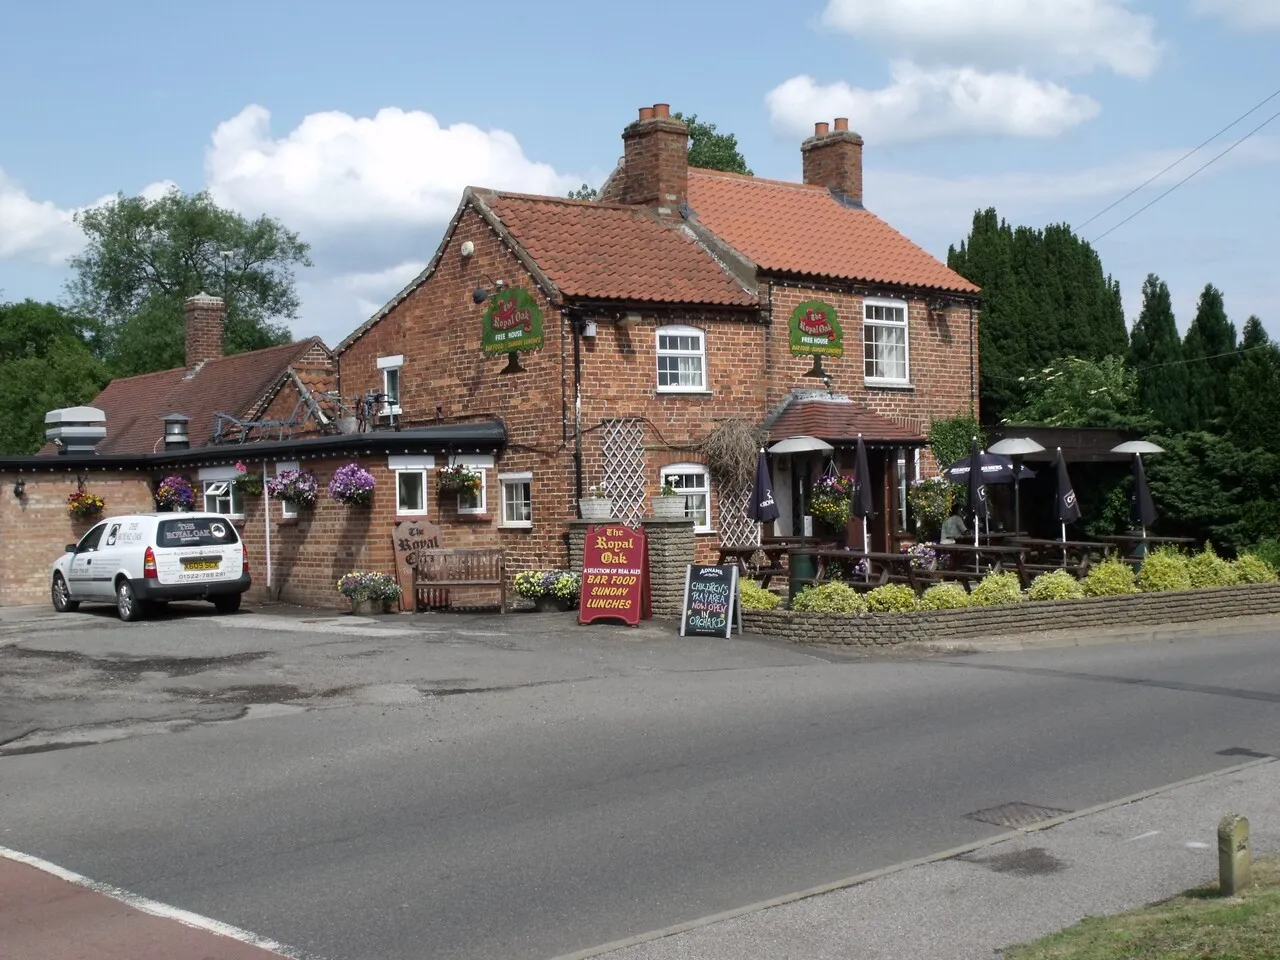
[2,607,1280,960]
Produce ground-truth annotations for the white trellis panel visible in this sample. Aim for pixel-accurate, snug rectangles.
[718,479,759,547]
[601,419,646,526]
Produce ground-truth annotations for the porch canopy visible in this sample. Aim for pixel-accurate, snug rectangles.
[763,390,927,448]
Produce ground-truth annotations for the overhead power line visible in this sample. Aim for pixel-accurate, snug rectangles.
[1090,105,1280,244]
[1076,84,1280,233]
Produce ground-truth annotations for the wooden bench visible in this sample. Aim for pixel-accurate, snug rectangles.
[414,548,506,613]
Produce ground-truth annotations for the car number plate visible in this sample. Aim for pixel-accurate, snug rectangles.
[182,560,220,570]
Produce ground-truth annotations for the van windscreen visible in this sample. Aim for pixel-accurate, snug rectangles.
[157,518,240,547]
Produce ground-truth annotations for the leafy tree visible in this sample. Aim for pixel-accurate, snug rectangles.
[0,300,109,454]
[1004,355,1152,429]
[1227,316,1280,451]
[567,184,598,201]
[673,112,752,175]
[68,188,310,377]
[928,414,984,468]
[1180,283,1237,431]
[1128,274,1189,432]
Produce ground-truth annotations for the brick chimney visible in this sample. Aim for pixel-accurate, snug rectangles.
[801,117,864,207]
[183,292,226,368]
[618,103,689,215]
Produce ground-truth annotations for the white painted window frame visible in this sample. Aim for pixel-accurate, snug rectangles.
[377,354,404,415]
[498,472,533,529]
[863,297,911,387]
[276,460,299,519]
[659,462,713,533]
[655,324,708,393]
[395,470,428,516]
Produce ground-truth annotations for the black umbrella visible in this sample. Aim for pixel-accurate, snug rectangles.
[1132,454,1157,534]
[966,438,988,547]
[944,454,1036,485]
[1054,448,1081,558]
[852,435,874,553]
[749,448,780,526]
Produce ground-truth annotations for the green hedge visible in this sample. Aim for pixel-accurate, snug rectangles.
[740,580,781,610]
[791,582,867,614]
[918,582,971,610]
[971,571,1025,606]
[866,583,918,613]
[1028,569,1085,601]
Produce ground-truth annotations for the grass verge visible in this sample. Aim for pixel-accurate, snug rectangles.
[1002,855,1280,959]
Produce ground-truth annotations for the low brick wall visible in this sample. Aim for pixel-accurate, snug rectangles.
[742,583,1280,646]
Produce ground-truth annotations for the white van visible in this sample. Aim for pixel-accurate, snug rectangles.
[50,513,251,621]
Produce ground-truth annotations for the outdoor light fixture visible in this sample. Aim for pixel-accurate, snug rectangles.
[581,320,598,338]
[1111,440,1165,454]
[12,478,25,499]
[471,275,505,305]
[988,436,1045,536]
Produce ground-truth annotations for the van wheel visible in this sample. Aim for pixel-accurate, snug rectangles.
[116,579,145,622]
[213,594,242,614]
[52,574,79,613]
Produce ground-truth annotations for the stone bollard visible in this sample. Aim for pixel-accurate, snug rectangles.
[1218,814,1252,895]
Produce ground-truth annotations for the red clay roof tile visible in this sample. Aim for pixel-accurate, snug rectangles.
[767,396,925,444]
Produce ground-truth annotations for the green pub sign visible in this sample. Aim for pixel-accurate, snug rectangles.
[483,287,544,356]
[788,300,843,358]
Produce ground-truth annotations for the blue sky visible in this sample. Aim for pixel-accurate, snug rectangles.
[2,0,1277,348]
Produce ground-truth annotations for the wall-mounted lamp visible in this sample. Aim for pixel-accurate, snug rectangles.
[581,320,598,338]
[12,478,25,500]
[471,275,506,305]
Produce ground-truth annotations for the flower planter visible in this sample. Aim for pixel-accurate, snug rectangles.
[533,596,574,613]
[350,597,393,615]
[651,495,687,520]
[579,498,613,521]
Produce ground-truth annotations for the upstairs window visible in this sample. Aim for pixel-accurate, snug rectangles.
[656,326,706,392]
[863,299,910,385]
[377,355,404,414]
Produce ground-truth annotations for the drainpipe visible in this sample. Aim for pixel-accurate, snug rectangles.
[573,316,584,505]
[262,460,272,590]
[968,302,976,417]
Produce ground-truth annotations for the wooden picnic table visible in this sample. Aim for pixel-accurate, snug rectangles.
[717,543,792,587]
[1098,533,1197,555]
[928,543,1031,588]
[1012,538,1114,579]
[786,548,924,599]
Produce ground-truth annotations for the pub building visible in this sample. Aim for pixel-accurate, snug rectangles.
[0,104,979,610]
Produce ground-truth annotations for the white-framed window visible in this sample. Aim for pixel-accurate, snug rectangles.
[659,463,712,533]
[276,461,299,519]
[396,470,427,515]
[656,325,706,392]
[458,469,487,515]
[377,354,404,415]
[499,472,532,529]
[863,298,910,385]
[203,480,243,517]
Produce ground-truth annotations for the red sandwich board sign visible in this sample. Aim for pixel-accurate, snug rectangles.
[579,523,652,626]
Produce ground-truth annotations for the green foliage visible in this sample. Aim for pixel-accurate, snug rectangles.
[740,580,781,610]
[1081,477,1133,540]
[865,584,918,613]
[1128,274,1190,432]
[567,184,599,201]
[947,209,1128,423]
[69,188,309,376]
[1248,538,1280,571]
[1005,355,1152,429]
[1188,543,1240,588]
[1027,569,1085,601]
[791,581,868,614]
[0,300,110,454]
[970,571,1024,606]
[929,415,984,468]
[1227,317,1280,453]
[672,112,752,175]
[918,582,972,610]
[1181,284,1238,432]
[1137,547,1192,593]
[907,476,955,539]
[1082,559,1138,597]
[1231,554,1276,585]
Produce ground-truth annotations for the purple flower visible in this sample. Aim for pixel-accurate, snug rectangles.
[328,463,376,505]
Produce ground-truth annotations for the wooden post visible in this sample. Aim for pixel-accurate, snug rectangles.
[1218,814,1252,895]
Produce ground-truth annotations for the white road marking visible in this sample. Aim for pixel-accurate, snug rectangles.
[1186,841,1212,849]
[1125,830,1161,842]
[0,845,320,959]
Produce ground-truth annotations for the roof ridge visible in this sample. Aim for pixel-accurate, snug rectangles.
[688,168,825,192]
[482,189,655,213]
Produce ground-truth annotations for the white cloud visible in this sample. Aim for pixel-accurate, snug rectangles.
[1191,0,1280,28]
[206,105,578,232]
[767,64,1100,143]
[820,0,1162,77]
[0,170,84,263]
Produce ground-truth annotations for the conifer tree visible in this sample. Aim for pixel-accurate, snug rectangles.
[1227,316,1280,450]
[1181,284,1237,431]
[1128,274,1189,431]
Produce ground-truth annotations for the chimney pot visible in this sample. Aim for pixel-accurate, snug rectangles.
[834,117,849,131]
[639,106,655,121]
[814,121,830,135]
[653,103,670,118]
[617,104,688,212]
[801,123,864,206]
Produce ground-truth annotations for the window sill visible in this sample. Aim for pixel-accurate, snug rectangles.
[864,379,914,392]
[456,513,492,523]
[276,517,299,527]
[499,523,533,531]
[654,388,713,397]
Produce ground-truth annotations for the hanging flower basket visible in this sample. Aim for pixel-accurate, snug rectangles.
[267,469,318,508]
[328,463,376,506]
[67,490,105,520]
[437,464,481,495]
[155,475,196,512]
[231,461,264,497]
[810,473,852,529]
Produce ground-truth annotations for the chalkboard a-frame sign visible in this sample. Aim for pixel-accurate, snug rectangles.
[679,564,743,638]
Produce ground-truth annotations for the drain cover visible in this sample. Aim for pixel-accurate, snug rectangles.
[966,802,1071,828]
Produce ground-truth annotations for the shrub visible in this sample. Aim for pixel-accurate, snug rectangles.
[865,584,918,613]
[1137,547,1192,593]
[1027,569,1085,601]
[791,581,867,614]
[1188,543,1240,588]
[1082,559,1138,597]
[740,580,781,610]
[1248,538,1280,572]
[1232,554,1277,585]
[918,582,971,610]
[970,571,1024,606]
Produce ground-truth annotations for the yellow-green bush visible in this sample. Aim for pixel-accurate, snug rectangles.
[1188,543,1240,588]
[740,580,781,610]
[865,583,918,613]
[1232,553,1278,585]
[1027,568,1085,601]
[1137,546,1192,593]
[1082,558,1138,597]
[918,582,971,610]
[970,570,1024,606]
[791,581,868,614]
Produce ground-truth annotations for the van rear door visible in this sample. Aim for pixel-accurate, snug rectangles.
[153,517,242,587]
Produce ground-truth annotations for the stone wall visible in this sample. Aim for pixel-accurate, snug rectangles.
[568,518,695,618]
[743,583,1280,646]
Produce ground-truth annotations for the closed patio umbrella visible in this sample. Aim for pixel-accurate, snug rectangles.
[1132,453,1157,540]
[1054,448,1081,564]
[852,435,873,557]
[749,448,780,528]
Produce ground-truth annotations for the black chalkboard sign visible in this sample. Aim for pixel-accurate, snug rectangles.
[679,565,742,638]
